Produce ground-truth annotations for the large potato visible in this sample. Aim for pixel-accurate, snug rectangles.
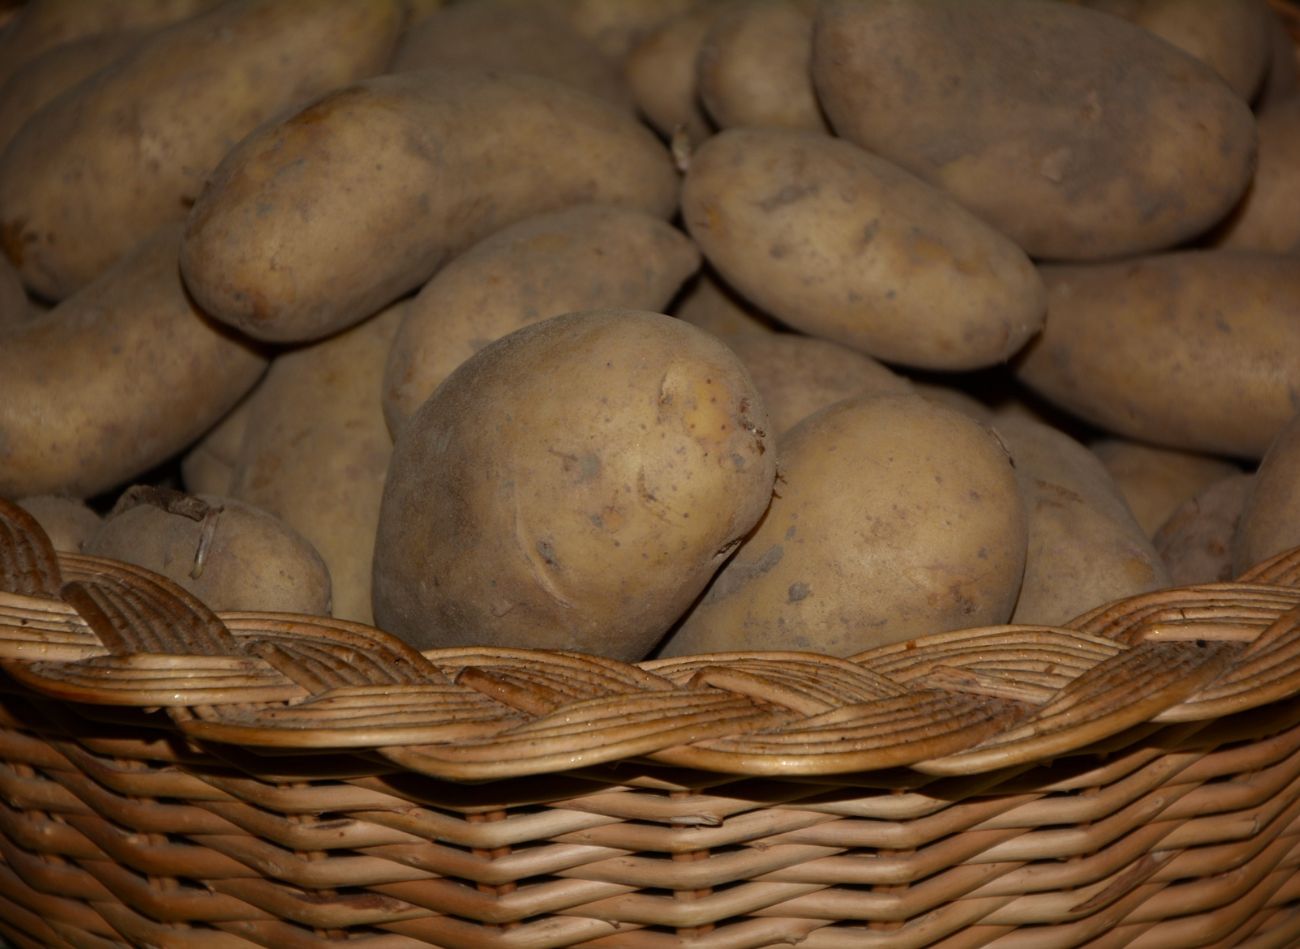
[813,0,1257,260]
[1234,412,1300,574]
[373,309,777,659]
[382,205,700,435]
[682,127,1045,370]
[0,0,402,300]
[182,70,679,344]
[1214,97,1300,252]
[661,393,1027,657]
[1015,251,1300,459]
[0,226,266,499]
[996,417,1169,627]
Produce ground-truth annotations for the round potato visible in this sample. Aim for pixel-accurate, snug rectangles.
[1015,251,1300,459]
[1156,473,1252,585]
[682,127,1045,370]
[382,204,700,436]
[1234,412,1300,574]
[181,70,679,344]
[373,309,777,659]
[84,488,331,615]
[661,393,1027,657]
[15,495,101,552]
[812,0,1257,260]
[1091,438,1241,537]
[0,225,266,499]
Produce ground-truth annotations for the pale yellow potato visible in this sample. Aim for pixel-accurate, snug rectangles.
[181,70,679,344]
[391,0,634,112]
[662,393,1027,657]
[672,271,782,340]
[181,392,255,498]
[85,489,331,615]
[382,205,700,435]
[1091,439,1241,537]
[996,417,1169,627]
[1155,473,1253,585]
[1214,97,1300,252]
[373,309,777,659]
[0,0,402,300]
[1015,251,1300,459]
[813,0,1257,260]
[1234,412,1300,573]
[682,127,1045,369]
[624,5,721,145]
[0,226,266,499]
[229,306,402,625]
[698,0,826,132]
[15,495,101,552]
[724,332,913,435]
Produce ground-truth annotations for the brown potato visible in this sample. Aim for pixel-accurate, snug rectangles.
[1257,7,1299,108]
[0,0,402,300]
[229,306,402,625]
[373,309,777,659]
[84,488,331,615]
[0,249,29,330]
[672,271,783,340]
[624,5,721,145]
[1015,251,1300,459]
[813,0,1257,260]
[181,70,679,344]
[662,393,1027,657]
[391,0,633,112]
[1234,411,1300,573]
[682,127,1045,369]
[382,205,700,435]
[525,0,700,61]
[698,0,826,132]
[723,332,913,435]
[996,417,1169,626]
[1091,439,1241,537]
[1213,97,1300,252]
[181,392,255,498]
[1155,473,1253,585]
[15,495,101,552]
[0,225,266,499]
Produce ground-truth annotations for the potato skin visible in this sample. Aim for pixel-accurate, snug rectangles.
[373,309,777,659]
[1015,252,1300,459]
[84,491,331,615]
[672,271,783,341]
[661,393,1027,657]
[1156,473,1252,585]
[682,127,1045,370]
[813,0,1257,260]
[181,70,679,344]
[1233,413,1300,574]
[0,0,402,301]
[624,6,721,145]
[382,205,700,435]
[0,226,266,499]
[15,496,101,552]
[1091,439,1240,537]
[1214,98,1300,253]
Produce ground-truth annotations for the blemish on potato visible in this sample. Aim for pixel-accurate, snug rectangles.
[787,581,810,603]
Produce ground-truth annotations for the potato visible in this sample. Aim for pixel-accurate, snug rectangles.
[181,392,254,498]
[624,6,721,145]
[391,0,634,112]
[0,225,266,499]
[0,29,143,156]
[181,70,679,344]
[15,495,101,552]
[1155,473,1252,585]
[1080,0,1271,101]
[1234,412,1300,573]
[1213,97,1300,252]
[995,417,1169,627]
[682,127,1045,370]
[0,0,402,301]
[698,0,826,132]
[382,205,700,435]
[672,271,783,340]
[1257,7,1299,108]
[812,0,1257,260]
[661,393,1027,657]
[0,248,29,329]
[724,332,913,435]
[84,488,331,615]
[229,306,402,626]
[1015,251,1300,459]
[373,309,776,658]
[1091,438,1241,537]
[523,0,700,61]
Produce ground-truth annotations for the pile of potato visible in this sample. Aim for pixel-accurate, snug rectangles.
[2,0,1298,663]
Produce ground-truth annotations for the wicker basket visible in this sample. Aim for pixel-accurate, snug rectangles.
[5,492,1300,949]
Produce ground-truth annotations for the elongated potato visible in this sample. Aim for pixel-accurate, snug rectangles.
[230,306,402,625]
[1091,439,1240,537]
[1214,97,1300,252]
[1015,251,1300,459]
[0,226,266,499]
[996,417,1169,627]
[382,205,699,435]
[624,6,721,145]
[0,0,402,300]
[182,70,679,344]
[374,309,777,658]
[662,393,1027,657]
[682,127,1045,369]
[1234,412,1300,573]
[698,0,826,132]
[813,0,1257,260]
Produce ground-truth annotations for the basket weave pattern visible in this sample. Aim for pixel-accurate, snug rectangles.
[4,499,1300,946]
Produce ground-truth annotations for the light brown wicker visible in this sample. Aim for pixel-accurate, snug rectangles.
[4,493,1300,948]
